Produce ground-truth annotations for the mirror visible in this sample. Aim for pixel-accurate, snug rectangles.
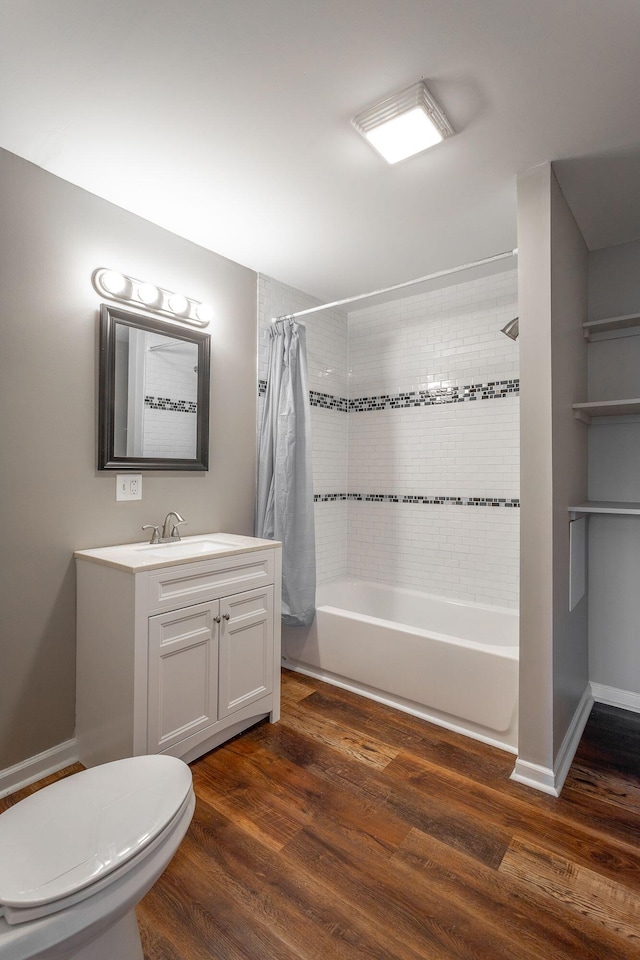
[98,304,210,470]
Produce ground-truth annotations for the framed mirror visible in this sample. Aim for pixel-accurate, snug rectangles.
[98,304,210,470]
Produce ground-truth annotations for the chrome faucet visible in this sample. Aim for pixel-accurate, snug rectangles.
[161,511,187,542]
[141,512,187,544]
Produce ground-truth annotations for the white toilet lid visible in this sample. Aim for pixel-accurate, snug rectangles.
[0,755,192,910]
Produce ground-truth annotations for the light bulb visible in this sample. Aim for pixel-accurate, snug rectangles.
[195,302,213,324]
[137,283,160,305]
[168,293,189,316]
[101,270,127,295]
[365,108,443,164]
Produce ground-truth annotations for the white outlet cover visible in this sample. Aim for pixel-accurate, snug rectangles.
[116,474,143,501]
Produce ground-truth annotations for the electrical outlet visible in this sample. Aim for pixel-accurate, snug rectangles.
[116,474,143,501]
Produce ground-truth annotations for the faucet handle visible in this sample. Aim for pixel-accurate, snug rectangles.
[170,520,188,541]
[142,524,161,544]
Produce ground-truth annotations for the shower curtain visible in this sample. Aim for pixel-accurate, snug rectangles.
[256,319,316,627]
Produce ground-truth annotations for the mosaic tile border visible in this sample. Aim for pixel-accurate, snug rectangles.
[258,379,519,411]
[348,379,519,412]
[145,396,197,413]
[314,493,520,508]
[309,390,349,413]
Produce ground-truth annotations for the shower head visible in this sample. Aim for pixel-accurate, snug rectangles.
[501,317,519,341]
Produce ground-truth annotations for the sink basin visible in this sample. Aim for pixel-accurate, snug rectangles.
[136,539,230,559]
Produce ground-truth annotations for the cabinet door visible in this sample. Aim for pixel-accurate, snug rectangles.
[148,600,219,752]
[219,585,273,719]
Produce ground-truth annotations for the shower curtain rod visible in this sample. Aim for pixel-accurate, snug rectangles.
[272,248,518,322]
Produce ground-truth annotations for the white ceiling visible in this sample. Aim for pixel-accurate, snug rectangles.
[2,0,640,301]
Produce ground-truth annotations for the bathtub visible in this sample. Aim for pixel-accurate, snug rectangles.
[282,580,519,752]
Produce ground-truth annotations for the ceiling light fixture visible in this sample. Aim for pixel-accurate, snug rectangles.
[92,268,212,327]
[352,80,454,164]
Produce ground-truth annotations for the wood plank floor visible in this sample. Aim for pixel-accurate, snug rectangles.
[4,670,640,959]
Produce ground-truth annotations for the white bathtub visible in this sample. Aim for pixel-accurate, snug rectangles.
[282,580,519,752]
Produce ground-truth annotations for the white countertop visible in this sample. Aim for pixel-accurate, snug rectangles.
[74,533,280,573]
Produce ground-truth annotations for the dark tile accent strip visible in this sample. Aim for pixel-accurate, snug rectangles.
[258,379,520,411]
[309,390,349,412]
[314,493,520,508]
[145,396,197,413]
[348,379,519,412]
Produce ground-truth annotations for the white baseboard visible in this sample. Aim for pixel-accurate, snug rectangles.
[552,686,594,794]
[0,739,78,800]
[510,685,593,797]
[510,757,559,796]
[591,682,640,714]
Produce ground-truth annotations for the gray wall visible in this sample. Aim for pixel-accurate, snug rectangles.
[587,239,640,696]
[0,149,258,770]
[588,239,640,322]
[549,171,589,752]
[517,162,588,773]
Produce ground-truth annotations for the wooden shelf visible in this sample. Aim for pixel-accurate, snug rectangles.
[583,313,640,341]
[568,501,640,516]
[572,398,640,423]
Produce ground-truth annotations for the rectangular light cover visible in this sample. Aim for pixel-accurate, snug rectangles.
[353,81,454,164]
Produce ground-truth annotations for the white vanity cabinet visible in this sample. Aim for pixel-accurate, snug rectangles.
[75,535,281,768]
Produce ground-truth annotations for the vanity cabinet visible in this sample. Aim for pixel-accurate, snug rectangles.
[147,585,274,753]
[75,535,281,768]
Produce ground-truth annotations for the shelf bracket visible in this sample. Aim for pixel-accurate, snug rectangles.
[573,410,591,425]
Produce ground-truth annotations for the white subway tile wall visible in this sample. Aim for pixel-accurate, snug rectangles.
[311,407,348,496]
[347,501,520,607]
[348,401,519,498]
[315,498,349,583]
[258,268,519,606]
[347,268,519,607]
[348,270,519,397]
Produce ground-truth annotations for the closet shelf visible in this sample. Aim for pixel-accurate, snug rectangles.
[572,398,640,423]
[583,313,640,341]
[568,501,640,517]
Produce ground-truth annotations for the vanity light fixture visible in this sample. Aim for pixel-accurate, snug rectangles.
[92,268,212,327]
[352,80,454,164]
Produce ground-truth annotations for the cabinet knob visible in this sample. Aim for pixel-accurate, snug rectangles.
[223,613,230,620]
[214,615,221,623]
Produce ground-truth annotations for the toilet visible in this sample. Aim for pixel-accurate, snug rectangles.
[0,754,195,960]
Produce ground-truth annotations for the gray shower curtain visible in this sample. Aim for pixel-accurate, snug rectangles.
[256,319,316,627]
